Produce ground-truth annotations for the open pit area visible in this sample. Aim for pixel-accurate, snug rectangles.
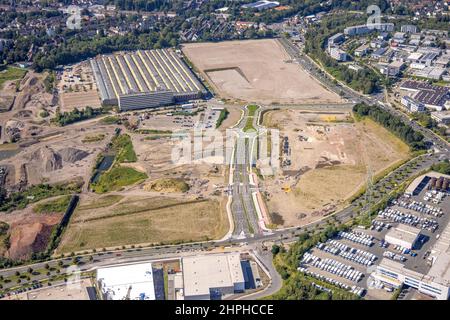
[182,39,342,105]
[0,70,56,145]
[0,120,116,189]
[261,109,411,228]
[0,195,74,260]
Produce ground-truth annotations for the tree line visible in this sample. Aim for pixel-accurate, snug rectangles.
[353,103,427,150]
[51,107,106,126]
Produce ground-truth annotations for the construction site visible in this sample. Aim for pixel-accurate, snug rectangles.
[182,39,343,105]
[261,109,411,227]
[90,49,207,110]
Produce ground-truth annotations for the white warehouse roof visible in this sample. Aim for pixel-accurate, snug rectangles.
[97,262,156,300]
[385,224,421,248]
[182,253,244,298]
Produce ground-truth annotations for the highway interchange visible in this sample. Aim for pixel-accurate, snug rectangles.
[0,37,449,300]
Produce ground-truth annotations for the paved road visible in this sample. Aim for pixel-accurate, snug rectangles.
[230,105,262,238]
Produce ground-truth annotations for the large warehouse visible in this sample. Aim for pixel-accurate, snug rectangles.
[182,253,245,300]
[384,224,421,250]
[90,49,206,111]
[96,262,157,300]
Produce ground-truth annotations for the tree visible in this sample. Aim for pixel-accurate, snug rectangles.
[0,187,7,206]
[271,244,281,255]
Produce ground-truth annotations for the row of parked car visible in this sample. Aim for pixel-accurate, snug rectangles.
[338,231,374,247]
[396,199,443,217]
[317,240,377,266]
[0,281,44,299]
[302,253,364,283]
[383,250,407,262]
[378,207,438,232]
[371,220,392,232]
[297,267,366,297]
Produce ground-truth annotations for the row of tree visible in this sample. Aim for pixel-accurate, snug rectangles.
[51,107,105,126]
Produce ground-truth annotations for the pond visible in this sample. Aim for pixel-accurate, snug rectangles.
[91,154,115,183]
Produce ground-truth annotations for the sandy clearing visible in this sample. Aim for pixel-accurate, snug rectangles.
[182,39,342,105]
[261,109,411,228]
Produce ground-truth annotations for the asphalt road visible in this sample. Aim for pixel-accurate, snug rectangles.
[230,105,262,238]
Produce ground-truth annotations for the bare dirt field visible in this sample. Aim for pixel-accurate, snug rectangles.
[0,120,116,189]
[182,39,342,105]
[58,61,101,111]
[58,194,229,253]
[0,196,68,260]
[60,91,101,110]
[0,71,55,144]
[261,109,410,227]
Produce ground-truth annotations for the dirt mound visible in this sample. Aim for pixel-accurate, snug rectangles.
[144,178,190,193]
[7,218,59,260]
[59,147,89,163]
[315,156,342,169]
[30,147,63,172]
[29,77,38,86]
[13,110,33,118]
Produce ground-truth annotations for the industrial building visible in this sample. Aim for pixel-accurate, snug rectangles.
[344,23,394,36]
[405,172,450,196]
[96,262,156,300]
[400,80,449,110]
[401,96,425,113]
[241,1,280,11]
[374,214,450,300]
[90,49,206,111]
[384,224,421,250]
[328,46,347,61]
[182,253,245,300]
[373,259,450,300]
[431,111,450,125]
[379,60,405,77]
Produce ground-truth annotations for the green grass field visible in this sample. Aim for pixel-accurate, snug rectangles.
[91,166,148,193]
[58,197,228,252]
[101,116,120,125]
[243,117,256,132]
[0,66,27,89]
[33,195,72,214]
[77,195,124,210]
[82,134,105,143]
[247,104,259,117]
[112,134,138,163]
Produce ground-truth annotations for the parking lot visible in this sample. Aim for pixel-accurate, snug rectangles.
[298,176,449,300]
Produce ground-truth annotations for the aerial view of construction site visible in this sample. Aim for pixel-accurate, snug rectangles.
[1,1,450,307]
